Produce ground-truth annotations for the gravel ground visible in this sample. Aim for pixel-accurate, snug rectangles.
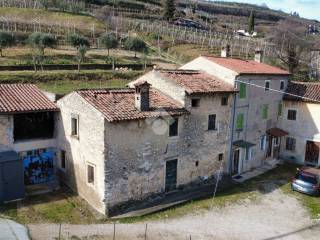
[28,184,320,240]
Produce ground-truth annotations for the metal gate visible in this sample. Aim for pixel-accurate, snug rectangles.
[0,151,25,202]
[165,159,177,192]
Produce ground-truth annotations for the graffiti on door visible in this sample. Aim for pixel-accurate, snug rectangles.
[21,149,55,185]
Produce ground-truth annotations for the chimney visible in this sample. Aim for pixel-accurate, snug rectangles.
[134,81,151,111]
[254,49,264,63]
[221,45,230,58]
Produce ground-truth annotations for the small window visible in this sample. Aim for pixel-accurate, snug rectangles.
[169,118,178,137]
[195,161,199,167]
[280,81,285,90]
[60,150,66,169]
[191,98,200,107]
[265,81,270,91]
[221,96,228,106]
[262,104,269,120]
[218,153,224,161]
[260,135,267,151]
[287,109,297,121]
[278,102,283,117]
[239,82,246,99]
[236,113,244,131]
[71,116,78,136]
[208,114,216,131]
[87,165,95,184]
[286,137,296,151]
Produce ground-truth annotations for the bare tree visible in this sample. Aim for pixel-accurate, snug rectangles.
[268,19,311,75]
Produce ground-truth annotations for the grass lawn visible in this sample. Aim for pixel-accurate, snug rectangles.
[0,70,143,94]
[1,164,319,224]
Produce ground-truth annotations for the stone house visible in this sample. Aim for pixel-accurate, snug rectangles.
[56,70,236,215]
[180,51,291,176]
[0,84,58,202]
[278,81,320,166]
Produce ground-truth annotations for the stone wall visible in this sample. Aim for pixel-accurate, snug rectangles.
[56,92,107,214]
[0,115,13,152]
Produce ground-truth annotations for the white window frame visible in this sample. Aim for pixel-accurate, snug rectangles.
[260,135,267,151]
[86,163,95,186]
[265,80,271,91]
[71,114,79,138]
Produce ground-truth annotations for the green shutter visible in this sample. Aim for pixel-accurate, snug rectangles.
[236,113,244,130]
[262,104,269,119]
[278,102,283,116]
[239,83,246,99]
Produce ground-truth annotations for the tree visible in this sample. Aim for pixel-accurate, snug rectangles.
[77,45,87,72]
[0,32,15,57]
[99,33,118,56]
[163,0,175,21]
[28,32,57,71]
[124,37,147,58]
[66,33,90,49]
[248,11,255,34]
[268,19,311,75]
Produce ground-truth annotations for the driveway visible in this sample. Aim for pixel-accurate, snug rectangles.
[28,183,320,240]
[0,218,30,240]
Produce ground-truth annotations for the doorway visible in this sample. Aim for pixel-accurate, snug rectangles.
[305,141,320,165]
[232,149,240,175]
[165,159,177,192]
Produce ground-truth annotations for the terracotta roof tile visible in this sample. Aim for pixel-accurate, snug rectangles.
[158,70,236,94]
[284,81,320,103]
[0,84,58,114]
[204,56,290,75]
[77,88,188,122]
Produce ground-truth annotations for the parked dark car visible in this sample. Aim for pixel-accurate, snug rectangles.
[292,167,320,196]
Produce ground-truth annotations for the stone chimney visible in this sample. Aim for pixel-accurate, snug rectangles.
[134,81,151,111]
[221,45,230,58]
[254,49,264,63]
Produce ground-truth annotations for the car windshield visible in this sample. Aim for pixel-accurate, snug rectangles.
[296,173,317,184]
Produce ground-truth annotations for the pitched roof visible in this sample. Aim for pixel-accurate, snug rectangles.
[77,88,188,122]
[284,81,320,103]
[158,70,236,94]
[0,84,58,114]
[203,56,290,75]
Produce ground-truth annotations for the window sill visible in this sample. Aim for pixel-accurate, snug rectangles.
[70,135,79,140]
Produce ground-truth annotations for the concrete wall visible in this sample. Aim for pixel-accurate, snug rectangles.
[56,93,107,214]
[104,93,232,212]
[278,101,320,165]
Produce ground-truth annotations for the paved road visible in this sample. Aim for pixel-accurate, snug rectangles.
[0,218,30,240]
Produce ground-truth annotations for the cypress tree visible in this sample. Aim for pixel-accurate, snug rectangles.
[163,0,175,21]
[248,10,255,34]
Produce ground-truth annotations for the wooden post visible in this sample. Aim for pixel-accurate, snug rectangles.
[58,223,62,240]
[113,222,116,240]
[145,224,148,240]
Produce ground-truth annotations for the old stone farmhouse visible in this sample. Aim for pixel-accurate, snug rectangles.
[1,50,320,216]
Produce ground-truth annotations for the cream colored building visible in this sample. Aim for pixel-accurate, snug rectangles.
[56,71,236,216]
[180,52,291,176]
[279,82,320,166]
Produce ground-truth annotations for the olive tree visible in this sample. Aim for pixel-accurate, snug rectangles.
[66,33,90,49]
[124,37,147,58]
[28,32,57,72]
[0,32,15,57]
[99,33,118,56]
[77,45,87,72]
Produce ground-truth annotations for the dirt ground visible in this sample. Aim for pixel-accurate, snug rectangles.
[28,183,320,240]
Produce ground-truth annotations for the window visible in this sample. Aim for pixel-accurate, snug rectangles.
[287,109,297,121]
[195,161,199,167]
[71,116,78,136]
[221,96,228,106]
[260,135,267,151]
[239,82,246,99]
[208,114,216,131]
[265,81,270,91]
[191,98,200,107]
[218,153,224,161]
[278,102,283,117]
[60,150,66,169]
[236,113,244,131]
[286,137,296,151]
[169,118,178,137]
[246,147,253,161]
[261,104,269,120]
[280,81,285,90]
[87,164,95,184]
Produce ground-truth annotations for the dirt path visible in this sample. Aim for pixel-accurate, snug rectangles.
[28,186,320,240]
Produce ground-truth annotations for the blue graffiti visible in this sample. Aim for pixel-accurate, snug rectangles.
[23,150,55,185]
